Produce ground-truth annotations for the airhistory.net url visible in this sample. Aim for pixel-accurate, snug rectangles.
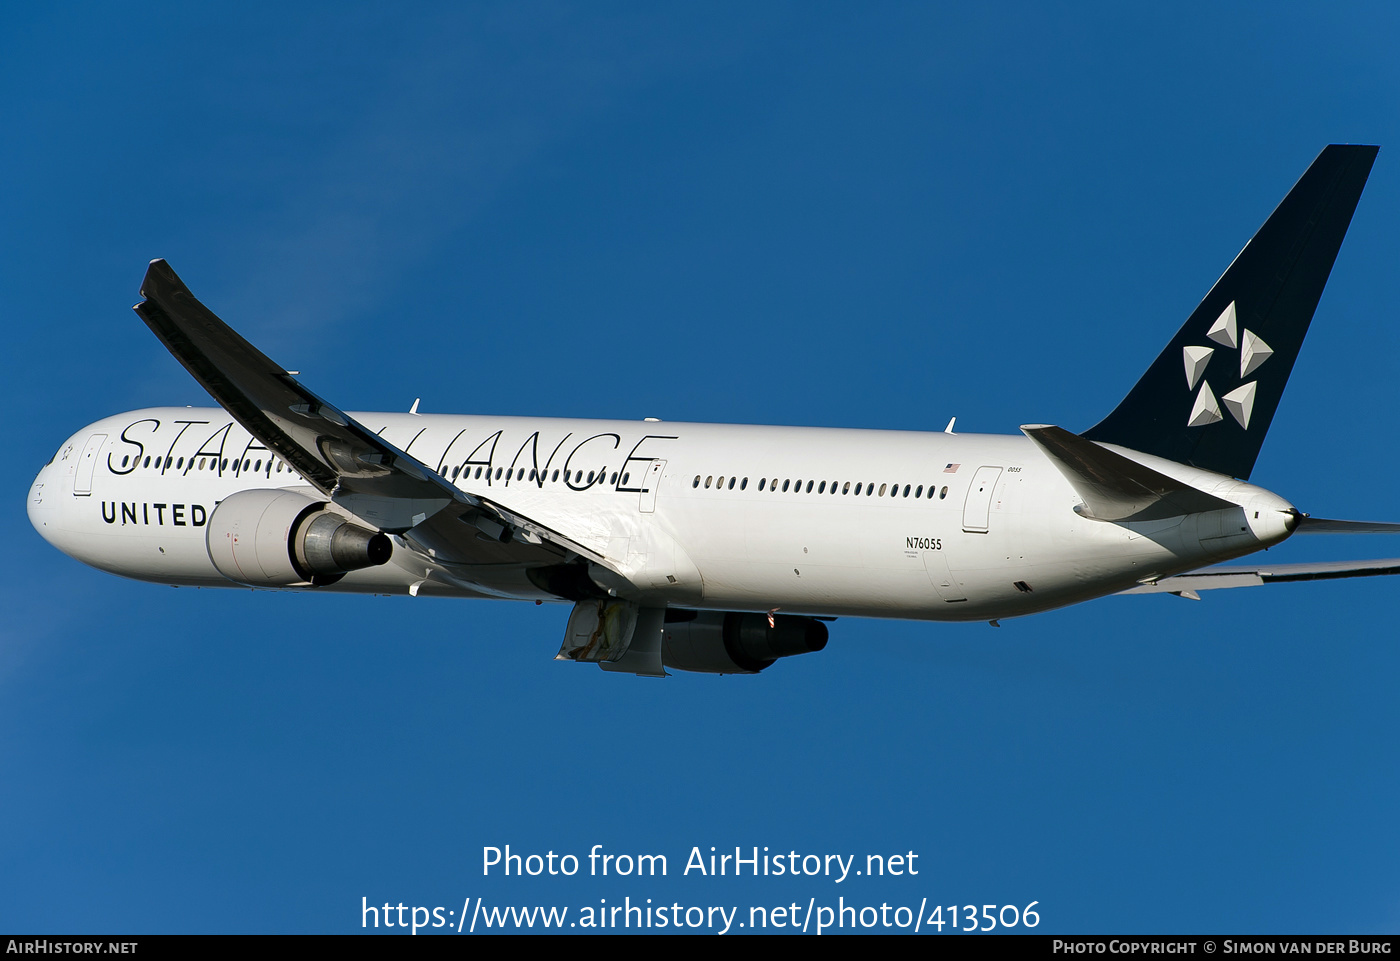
[361,896,1042,934]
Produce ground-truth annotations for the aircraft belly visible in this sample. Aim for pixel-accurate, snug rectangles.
[696,559,934,616]
[44,521,228,586]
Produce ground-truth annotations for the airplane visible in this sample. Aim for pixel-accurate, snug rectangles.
[27,144,1400,677]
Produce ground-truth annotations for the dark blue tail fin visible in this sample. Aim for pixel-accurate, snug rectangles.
[1083,144,1378,480]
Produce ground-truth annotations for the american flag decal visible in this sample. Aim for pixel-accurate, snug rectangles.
[944,463,960,473]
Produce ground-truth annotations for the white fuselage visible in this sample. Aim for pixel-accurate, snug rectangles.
[28,407,1297,621]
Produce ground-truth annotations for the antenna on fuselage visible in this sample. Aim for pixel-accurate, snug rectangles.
[409,398,421,415]
[944,417,956,434]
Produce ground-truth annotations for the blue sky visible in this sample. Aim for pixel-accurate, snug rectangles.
[5,2,1400,934]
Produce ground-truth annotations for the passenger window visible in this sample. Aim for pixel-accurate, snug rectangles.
[842,481,850,494]
[818,481,826,493]
[728,477,735,490]
[879,484,887,496]
[740,477,747,490]
[940,486,948,499]
[782,480,790,492]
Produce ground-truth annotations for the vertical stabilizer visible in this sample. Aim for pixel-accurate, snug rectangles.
[1083,145,1378,479]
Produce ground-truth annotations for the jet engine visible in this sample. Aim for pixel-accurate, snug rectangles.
[206,489,391,587]
[660,609,829,674]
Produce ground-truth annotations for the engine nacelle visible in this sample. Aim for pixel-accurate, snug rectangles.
[660,609,829,674]
[206,489,392,587]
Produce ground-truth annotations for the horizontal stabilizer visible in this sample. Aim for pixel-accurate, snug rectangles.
[1120,557,1400,595]
[1021,424,1236,521]
[1293,516,1400,534]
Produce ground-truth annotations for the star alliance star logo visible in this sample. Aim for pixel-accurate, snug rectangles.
[1182,301,1272,429]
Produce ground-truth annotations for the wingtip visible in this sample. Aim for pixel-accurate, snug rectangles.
[1324,143,1381,160]
[139,258,184,301]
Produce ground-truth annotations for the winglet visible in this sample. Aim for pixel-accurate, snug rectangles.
[1021,424,1236,521]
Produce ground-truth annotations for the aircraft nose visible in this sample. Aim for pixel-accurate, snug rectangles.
[29,465,53,539]
[28,449,66,548]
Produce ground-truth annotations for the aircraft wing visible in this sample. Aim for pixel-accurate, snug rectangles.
[133,259,608,572]
[1120,557,1400,598]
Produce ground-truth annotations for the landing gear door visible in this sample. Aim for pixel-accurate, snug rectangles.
[639,459,665,513]
[962,466,1003,533]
